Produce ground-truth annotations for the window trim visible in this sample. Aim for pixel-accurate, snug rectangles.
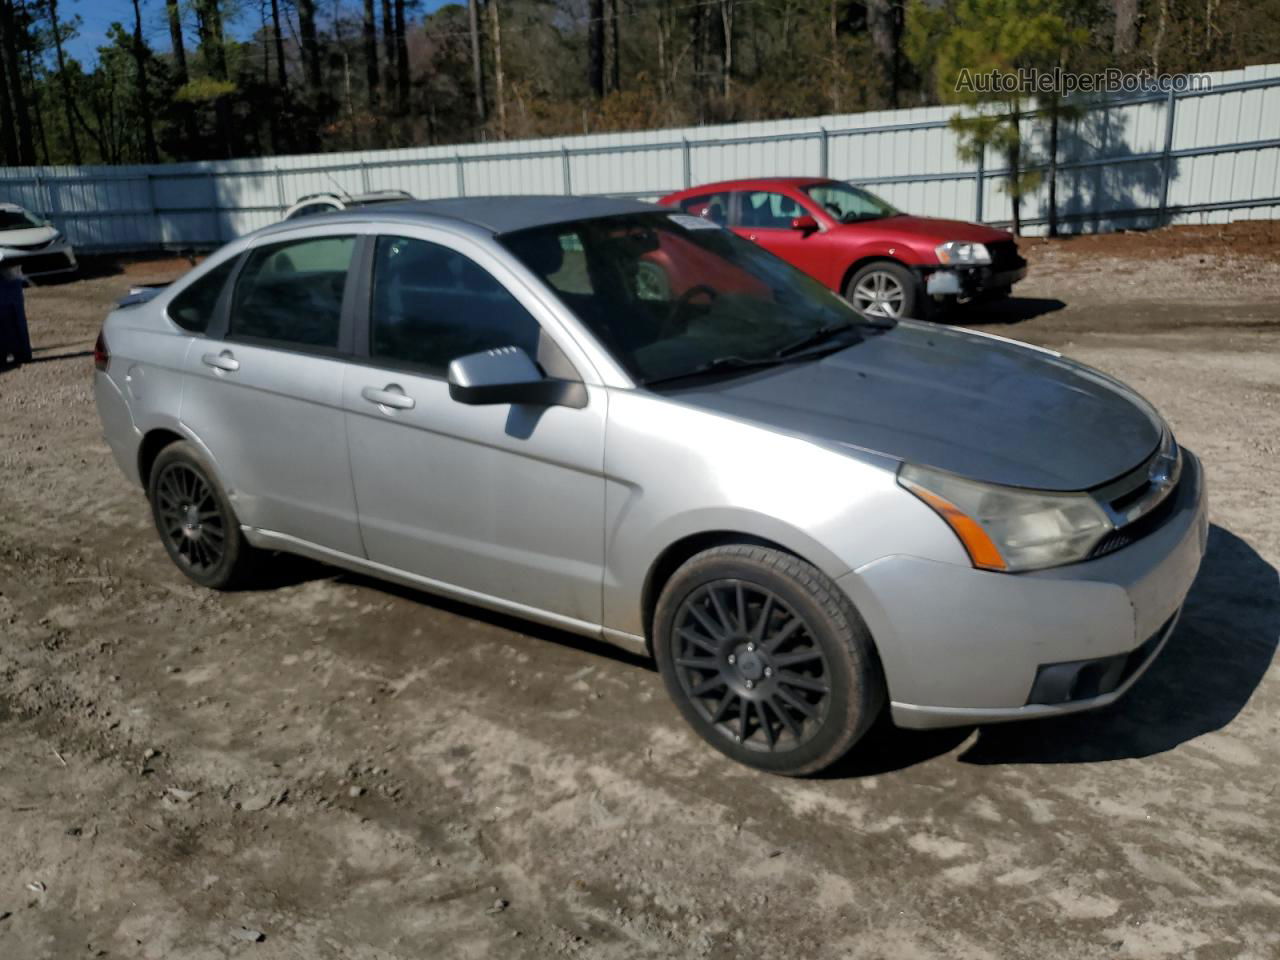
[211,232,363,358]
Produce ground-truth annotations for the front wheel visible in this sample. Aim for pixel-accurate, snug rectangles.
[653,545,885,775]
[846,261,921,319]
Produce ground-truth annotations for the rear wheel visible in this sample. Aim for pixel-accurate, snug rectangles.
[653,545,884,775]
[147,441,259,590]
[846,261,921,319]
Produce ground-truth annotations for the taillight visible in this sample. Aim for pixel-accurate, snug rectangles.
[93,330,109,372]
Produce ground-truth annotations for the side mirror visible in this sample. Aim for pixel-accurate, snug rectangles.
[447,346,586,409]
[790,215,819,233]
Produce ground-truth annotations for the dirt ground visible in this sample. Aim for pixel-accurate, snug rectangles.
[1,224,1278,959]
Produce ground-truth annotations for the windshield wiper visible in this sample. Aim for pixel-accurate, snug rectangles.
[643,355,789,387]
[774,321,865,358]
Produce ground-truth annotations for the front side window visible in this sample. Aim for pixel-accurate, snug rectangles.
[803,182,899,223]
[502,213,875,385]
[230,235,355,348]
[370,235,542,375]
[734,191,807,229]
[168,256,239,333]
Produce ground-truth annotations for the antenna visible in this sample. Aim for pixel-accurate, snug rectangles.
[322,171,353,202]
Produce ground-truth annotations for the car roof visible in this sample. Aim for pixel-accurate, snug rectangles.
[666,177,833,197]
[0,202,27,213]
[316,195,659,235]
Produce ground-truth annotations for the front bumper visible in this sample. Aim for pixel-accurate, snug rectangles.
[924,261,1027,298]
[1,241,78,279]
[839,451,1209,729]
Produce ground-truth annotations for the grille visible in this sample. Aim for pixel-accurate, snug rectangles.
[13,252,73,276]
[1090,478,1180,558]
[986,240,1024,271]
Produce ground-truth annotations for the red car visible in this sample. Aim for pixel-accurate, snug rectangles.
[661,177,1026,319]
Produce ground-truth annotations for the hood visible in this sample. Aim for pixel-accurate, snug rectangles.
[0,224,58,249]
[855,215,1012,245]
[665,321,1162,491]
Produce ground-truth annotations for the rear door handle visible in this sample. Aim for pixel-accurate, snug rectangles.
[202,350,239,373]
[361,384,415,411]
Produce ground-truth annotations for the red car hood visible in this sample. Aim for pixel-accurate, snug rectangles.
[845,214,1012,245]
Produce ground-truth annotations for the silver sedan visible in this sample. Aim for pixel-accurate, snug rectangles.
[92,197,1208,775]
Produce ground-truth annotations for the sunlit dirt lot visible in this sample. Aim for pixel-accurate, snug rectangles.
[1,223,1278,959]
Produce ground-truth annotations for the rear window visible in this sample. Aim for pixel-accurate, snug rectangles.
[168,257,238,333]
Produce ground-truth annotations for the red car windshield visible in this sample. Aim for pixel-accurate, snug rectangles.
[502,212,871,385]
[802,182,899,223]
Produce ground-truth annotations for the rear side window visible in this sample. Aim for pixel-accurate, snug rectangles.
[230,235,355,349]
[369,235,542,375]
[168,257,238,333]
[676,192,729,226]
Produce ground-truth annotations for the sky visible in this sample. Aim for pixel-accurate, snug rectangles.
[59,0,454,68]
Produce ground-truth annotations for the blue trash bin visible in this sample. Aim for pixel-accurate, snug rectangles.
[0,271,31,366]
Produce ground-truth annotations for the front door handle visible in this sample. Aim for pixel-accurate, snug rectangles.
[361,384,415,411]
[747,234,758,242]
[202,350,239,373]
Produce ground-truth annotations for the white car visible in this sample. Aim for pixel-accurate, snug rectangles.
[282,190,413,220]
[0,203,77,279]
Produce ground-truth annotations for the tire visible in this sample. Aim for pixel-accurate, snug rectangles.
[846,261,921,319]
[146,441,259,590]
[653,545,885,776]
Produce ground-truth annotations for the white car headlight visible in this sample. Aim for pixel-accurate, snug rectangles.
[899,463,1113,572]
[935,241,991,265]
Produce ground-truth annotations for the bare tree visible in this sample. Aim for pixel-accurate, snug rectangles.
[46,0,81,164]
[587,0,604,97]
[1113,0,1141,55]
[0,0,33,163]
[468,0,485,122]
[491,0,506,134]
[394,0,408,114]
[271,0,288,89]
[0,38,18,165]
[166,0,189,84]
[130,0,159,162]
[866,0,899,107]
[719,0,734,100]
[363,0,379,107]
[297,0,322,93]
[381,0,396,105]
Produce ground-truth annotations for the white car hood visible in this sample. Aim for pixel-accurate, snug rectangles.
[0,225,57,248]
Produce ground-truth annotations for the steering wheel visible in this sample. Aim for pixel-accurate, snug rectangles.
[663,284,718,337]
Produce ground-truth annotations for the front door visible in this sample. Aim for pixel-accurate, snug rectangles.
[181,231,363,556]
[729,189,833,285]
[342,232,607,626]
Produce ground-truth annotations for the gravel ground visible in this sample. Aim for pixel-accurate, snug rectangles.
[1,227,1278,959]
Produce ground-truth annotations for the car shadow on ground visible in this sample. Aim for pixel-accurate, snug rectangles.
[828,524,1277,775]
[949,296,1068,326]
[252,524,1274,774]
[251,553,656,671]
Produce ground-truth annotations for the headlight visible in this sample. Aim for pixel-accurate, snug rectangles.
[899,463,1112,572]
[935,241,991,265]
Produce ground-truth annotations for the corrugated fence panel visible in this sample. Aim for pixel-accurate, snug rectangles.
[1,62,1277,250]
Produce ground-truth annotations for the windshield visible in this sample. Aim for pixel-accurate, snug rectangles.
[0,208,44,230]
[802,183,899,223]
[502,213,877,385]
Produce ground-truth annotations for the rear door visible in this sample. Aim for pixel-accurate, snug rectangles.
[342,229,608,625]
[180,229,364,556]
[729,189,835,286]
